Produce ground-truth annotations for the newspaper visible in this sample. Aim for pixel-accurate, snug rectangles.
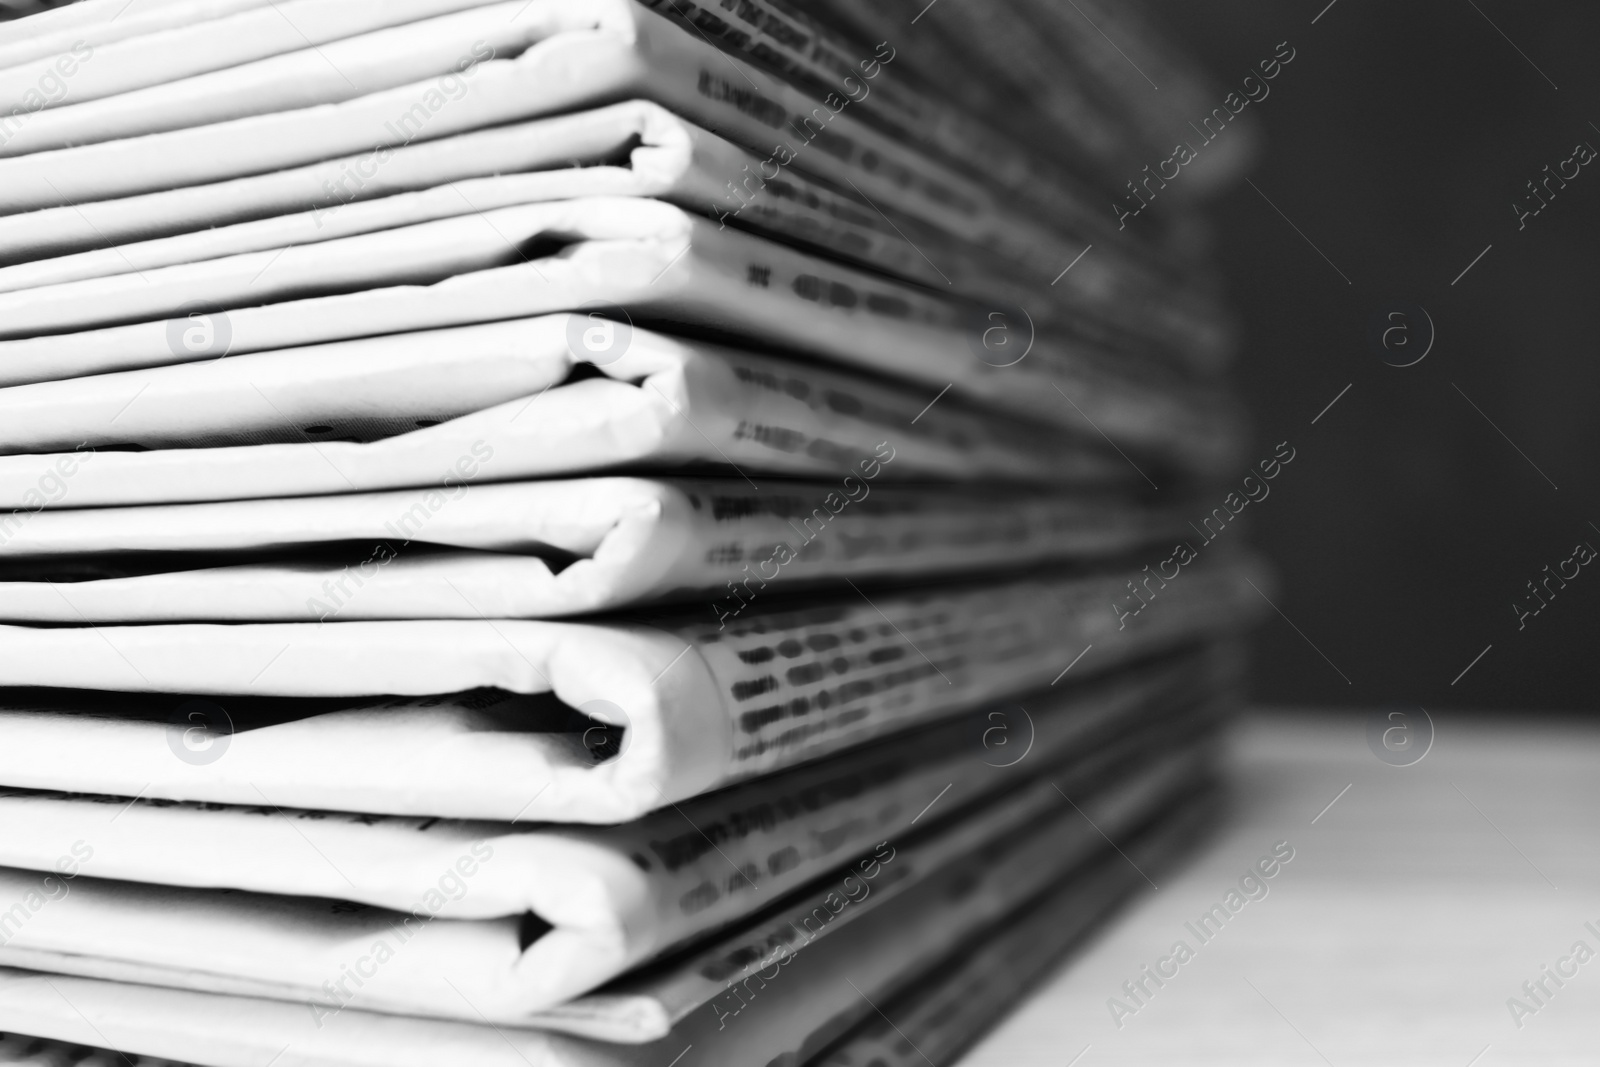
[785,0,1144,190]
[814,784,1220,1067]
[0,0,510,114]
[0,478,1186,622]
[0,1,582,157]
[0,764,1217,1065]
[0,319,1131,509]
[0,0,1151,302]
[627,0,1119,244]
[0,564,1260,819]
[0,1,275,67]
[1008,0,1257,198]
[4,0,1106,266]
[0,201,1242,473]
[0,749,1213,1040]
[632,0,1233,367]
[0,100,1230,370]
[789,0,1242,210]
[0,103,968,292]
[0,656,1224,1020]
[550,701,1229,1041]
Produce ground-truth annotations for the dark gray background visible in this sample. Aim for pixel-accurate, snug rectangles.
[1142,0,1599,711]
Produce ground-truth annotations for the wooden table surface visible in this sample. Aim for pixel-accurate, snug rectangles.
[962,710,1600,1067]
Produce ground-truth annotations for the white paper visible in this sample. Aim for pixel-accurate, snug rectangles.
[0,711,1216,1034]
[0,95,1229,372]
[0,318,1123,510]
[0,0,509,115]
[0,101,660,265]
[0,662,1215,1020]
[0,562,1265,820]
[0,1,581,156]
[629,0,1108,246]
[0,200,1240,473]
[0,0,1117,316]
[0,0,275,67]
[575,726,1224,1041]
[0,102,954,297]
[0,100,1226,367]
[0,477,1180,621]
[0,766,1196,1067]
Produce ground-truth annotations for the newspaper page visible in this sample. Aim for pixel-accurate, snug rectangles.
[1008,0,1257,198]
[0,744,1213,1038]
[0,0,1234,373]
[9,0,1102,260]
[751,779,1220,1067]
[0,202,1243,472]
[0,751,1217,1065]
[0,105,978,298]
[0,659,1220,1019]
[627,0,1122,241]
[783,0,1144,193]
[0,100,1230,371]
[0,320,1127,509]
[555,699,1230,1041]
[0,767,1177,1067]
[0,103,657,263]
[0,1,579,157]
[0,565,1258,819]
[0,478,1186,622]
[0,0,1148,297]
[0,1,514,113]
[0,0,275,65]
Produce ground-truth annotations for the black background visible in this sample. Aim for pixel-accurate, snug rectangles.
[1141,0,1600,711]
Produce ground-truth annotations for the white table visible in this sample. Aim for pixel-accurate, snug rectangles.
[962,711,1600,1067]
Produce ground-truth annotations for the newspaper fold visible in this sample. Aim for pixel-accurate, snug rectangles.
[542,709,1227,1041]
[628,0,1123,223]
[0,0,1159,308]
[0,654,1217,1019]
[0,564,1259,821]
[0,1,590,157]
[0,319,1127,510]
[0,100,1229,371]
[0,775,1212,1065]
[789,0,1144,189]
[0,201,1240,473]
[0,478,1182,622]
[0,560,1264,819]
[0,0,510,115]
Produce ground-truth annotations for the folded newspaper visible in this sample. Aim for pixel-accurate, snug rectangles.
[0,319,1136,509]
[0,99,1230,372]
[0,670,1220,1022]
[0,1,520,114]
[0,478,1184,622]
[0,1,306,68]
[0,0,1131,278]
[0,197,1239,472]
[0,1,1263,1062]
[559,724,1222,1041]
[0,772,1216,1065]
[0,564,1260,819]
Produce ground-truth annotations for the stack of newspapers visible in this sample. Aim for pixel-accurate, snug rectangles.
[0,0,1268,1063]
